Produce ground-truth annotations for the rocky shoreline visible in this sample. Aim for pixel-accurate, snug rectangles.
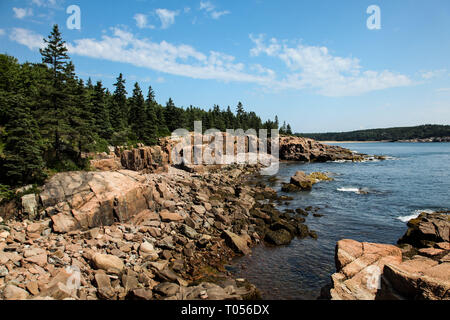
[0,135,422,301]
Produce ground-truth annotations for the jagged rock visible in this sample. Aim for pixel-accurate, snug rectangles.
[90,158,122,171]
[95,272,116,299]
[222,230,251,255]
[278,136,354,162]
[21,194,38,220]
[40,170,155,233]
[290,171,314,190]
[180,224,199,239]
[398,212,449,248]
[327,239,403,300]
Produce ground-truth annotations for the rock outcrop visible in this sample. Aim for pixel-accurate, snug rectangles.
[278,136,356,162]
[281,171,333,192]
[398,211,449,248]
[322,212,450,300]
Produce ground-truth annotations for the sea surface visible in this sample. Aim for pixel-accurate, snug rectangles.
[228,142,450,300]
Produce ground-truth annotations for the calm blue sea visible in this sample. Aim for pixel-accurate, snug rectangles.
[229,142,450,300]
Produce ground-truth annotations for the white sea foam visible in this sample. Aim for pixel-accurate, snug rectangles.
[337,187,369,194]
[396,209,436,223]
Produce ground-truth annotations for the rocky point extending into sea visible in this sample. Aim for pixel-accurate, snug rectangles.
[0,135,448,300]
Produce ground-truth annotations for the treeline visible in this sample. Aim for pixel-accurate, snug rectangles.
[0,25,292,188]
[300,125,450,141]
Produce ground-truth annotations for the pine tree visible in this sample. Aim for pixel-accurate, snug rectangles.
[128,82,147,141]
[111,73,127,130]
[164,98,186,132]
[286,124,293,135]
[39,24,70,160]
[91,81,113,140]
[2,95,45,186]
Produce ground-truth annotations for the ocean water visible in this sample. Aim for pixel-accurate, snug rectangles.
[229,142,450,300]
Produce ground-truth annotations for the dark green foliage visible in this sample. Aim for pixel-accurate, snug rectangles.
[2,95,46,186]
[300,125,450,141]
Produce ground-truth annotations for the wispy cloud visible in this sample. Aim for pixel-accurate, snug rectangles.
[63,28,270,84]
[0,29,5,36]
[155,9,178,29]
[31,0,59,8]
[9,28,44,50]
[199,1,230,20]
[249,34,412,96]
[133,13,155,29]
[13,7,33,19]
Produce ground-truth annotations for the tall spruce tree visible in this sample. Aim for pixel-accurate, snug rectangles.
[91,81,113,141]
[2,95,45,186]
[39,24,70,160]
[111,73,127,130]
[128,82,146,141]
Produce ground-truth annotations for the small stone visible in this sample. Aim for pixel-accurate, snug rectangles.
[131,288,153,300]
[92,253,124,274]
[159,210,184,222]
[26,281,40,295]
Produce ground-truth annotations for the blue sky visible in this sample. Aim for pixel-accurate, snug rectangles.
[1,0,450,132]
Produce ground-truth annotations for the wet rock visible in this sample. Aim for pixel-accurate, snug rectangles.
[265,229,293,246]
[290,171,314,190]
[398,212,449,248]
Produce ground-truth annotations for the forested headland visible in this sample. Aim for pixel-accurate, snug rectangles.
[0,25,293,190]
[300,125,450,142]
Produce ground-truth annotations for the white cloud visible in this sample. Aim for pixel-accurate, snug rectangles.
[155,9,178,29]
[9,28,44,50]
[249,34,412,96]
[13,7,33,19]
[63,28,271,84]
[31,0,58,7]
[133,13,155,29]
[0,29,5,36]
[436,88,450,93]
[199,1,230,19]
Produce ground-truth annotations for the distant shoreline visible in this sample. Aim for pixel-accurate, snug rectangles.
[319,140,387,144]
[320,140,449,144]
